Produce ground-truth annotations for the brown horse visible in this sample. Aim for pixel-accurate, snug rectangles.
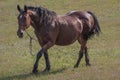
[17,5,101,73]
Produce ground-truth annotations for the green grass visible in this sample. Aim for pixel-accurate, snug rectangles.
[0,0,120,80]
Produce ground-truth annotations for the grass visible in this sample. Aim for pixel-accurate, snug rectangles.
[0,0,120,80]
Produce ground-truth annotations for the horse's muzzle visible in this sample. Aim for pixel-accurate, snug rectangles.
[17,30,23,38]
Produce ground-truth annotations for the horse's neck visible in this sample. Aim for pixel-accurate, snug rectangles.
[31,19,40,32]
[29,14,39,29]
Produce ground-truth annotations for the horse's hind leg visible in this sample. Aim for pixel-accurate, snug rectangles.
[85,47,91,66]
[74,37,86,68]
[74,48,84,68]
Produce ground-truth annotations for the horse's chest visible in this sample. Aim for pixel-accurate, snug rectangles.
[35,29,50,42]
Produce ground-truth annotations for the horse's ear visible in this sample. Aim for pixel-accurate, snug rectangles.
[24,5,28,13]
[17,5,21,12]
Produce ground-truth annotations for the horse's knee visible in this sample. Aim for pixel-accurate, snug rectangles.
[37,49,44,58]
[42,41,55,51]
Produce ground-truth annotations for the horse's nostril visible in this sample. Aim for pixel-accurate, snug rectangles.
[20,32,23,36]
[19,32,23,38]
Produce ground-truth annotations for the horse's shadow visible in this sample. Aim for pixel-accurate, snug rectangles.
[0,68,66,80]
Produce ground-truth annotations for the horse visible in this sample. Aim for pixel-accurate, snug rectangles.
[17,5,101,73]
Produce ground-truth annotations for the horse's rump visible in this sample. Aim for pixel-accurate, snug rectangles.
[67,11,100,40]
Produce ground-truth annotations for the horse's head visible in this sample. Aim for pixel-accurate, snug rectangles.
[17,5,31,38]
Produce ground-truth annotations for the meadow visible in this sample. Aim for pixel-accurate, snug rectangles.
[0,0,120,80]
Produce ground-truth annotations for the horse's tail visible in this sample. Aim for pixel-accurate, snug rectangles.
[87,11,101,36]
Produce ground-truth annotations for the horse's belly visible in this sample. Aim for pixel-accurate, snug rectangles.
[55,31,79,46]
[55,38,76,46]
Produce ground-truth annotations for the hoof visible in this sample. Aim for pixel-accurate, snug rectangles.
[43,68,50,72]
[86,63,91,66]
[32,69,38,74]
[74,65,78,68]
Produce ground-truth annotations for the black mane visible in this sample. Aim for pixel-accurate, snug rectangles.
[27,6,57,27]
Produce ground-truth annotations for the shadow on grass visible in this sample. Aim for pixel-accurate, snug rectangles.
[0,68,67,80]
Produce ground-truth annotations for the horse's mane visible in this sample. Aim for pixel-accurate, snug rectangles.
[27,6,57,26]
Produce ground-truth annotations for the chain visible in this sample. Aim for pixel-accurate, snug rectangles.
[25,30,37,56]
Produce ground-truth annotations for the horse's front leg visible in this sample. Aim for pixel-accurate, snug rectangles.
[32,41,54,73]
[43,51,50,72]
[32,49,44,73]
[42,41,54,71]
